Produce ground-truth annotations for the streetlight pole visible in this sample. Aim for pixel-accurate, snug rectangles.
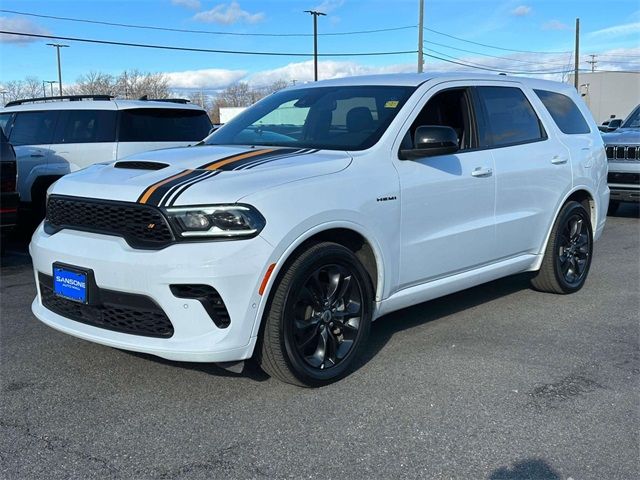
[0,90,7,106]
[304,10,326,81]
[44,81,57,97]
[417,0,424,73]
[47,43,69,96]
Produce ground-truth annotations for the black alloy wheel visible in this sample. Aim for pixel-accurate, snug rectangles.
[289,264,363,371]
[259,242,373,387]
[556,213,591,286]
[531,201,593,294]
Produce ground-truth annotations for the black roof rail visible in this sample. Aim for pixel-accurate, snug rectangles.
[4,94,115,108]
[137,95,190,104]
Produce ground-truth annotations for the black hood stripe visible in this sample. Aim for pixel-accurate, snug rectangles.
[166,171,220,207]
[141,170,205,206]
[159,170,213,207]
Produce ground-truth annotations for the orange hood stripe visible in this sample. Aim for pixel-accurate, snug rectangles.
[138,169,194,204]
[203,148,276,171]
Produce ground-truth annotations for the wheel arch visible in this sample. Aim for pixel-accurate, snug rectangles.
[532,186,597,271]
[250,222,386,339]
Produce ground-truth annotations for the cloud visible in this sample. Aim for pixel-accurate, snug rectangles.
[165,68,247,89]
[246,60,415,87]
[0,17,50,44]
[312,0,345,14]
[587,22,640,39]
[511,5,532,16]
[171,0,201,9]
[193,1,264,24]
[542,20,570,31]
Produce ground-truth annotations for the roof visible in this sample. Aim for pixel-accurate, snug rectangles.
[286,72,575,93]
[1,97,205,113]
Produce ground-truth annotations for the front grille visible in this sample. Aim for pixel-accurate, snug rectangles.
[39,273,174,338]
[45,195,174,249]
[170,284,231,328]
[606,145,640,161]
[608,172,640,186]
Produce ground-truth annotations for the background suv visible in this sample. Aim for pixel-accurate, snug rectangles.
[0,95,212,214]
[30,73,608,386]
[602,104,640,214]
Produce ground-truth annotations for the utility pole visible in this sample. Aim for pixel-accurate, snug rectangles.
[587,54,597,72]
[304,10,326,81]
[574,18,579,90]
[47,43,69,96]
[42,81,47,98]
[0,90,7,106]
[417,0,424,73]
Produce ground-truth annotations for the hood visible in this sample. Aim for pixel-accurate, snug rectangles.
[601,128,640,145]
[51,145,352,207]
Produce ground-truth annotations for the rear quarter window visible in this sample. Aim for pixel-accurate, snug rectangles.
[118,108,212,142]
[534,90,591,134]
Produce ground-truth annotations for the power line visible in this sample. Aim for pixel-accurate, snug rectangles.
[0,30,417,57]
[0,9,416,37]
[424,26,572,54]
[423,39,570,66]
[423,52,575,75]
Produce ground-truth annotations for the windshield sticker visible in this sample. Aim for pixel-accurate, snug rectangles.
[384,100,399,108]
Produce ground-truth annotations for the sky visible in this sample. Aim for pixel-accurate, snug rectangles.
[0,0,638,94]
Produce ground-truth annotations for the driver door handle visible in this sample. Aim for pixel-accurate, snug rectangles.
[471,167,493,177]
[551,155,568,164]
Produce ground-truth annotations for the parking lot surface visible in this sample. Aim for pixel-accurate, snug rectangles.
[1,206,638,480]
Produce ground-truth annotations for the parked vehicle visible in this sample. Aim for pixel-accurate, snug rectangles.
[0,129,19,235]
[598,118,623,133]
[30,73,609,386]
[601,104,640,214]
[0,95,212,214]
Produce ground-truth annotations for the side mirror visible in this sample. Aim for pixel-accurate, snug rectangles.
[400,125,459,160]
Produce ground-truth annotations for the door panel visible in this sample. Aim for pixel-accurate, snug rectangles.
[397,150,496,287]
[395,85,496,289]
[475,85,572,257]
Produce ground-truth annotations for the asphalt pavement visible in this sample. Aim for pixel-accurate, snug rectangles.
[1,205,638,479]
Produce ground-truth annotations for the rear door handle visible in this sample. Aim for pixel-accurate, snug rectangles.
[551,155,568,164]
[471,167,493,177]
[30,153,45,158]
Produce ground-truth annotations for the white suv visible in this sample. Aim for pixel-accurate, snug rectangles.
[0,95,211,211]
[30,74,609,386]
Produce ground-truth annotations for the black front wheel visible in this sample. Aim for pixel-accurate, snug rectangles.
[259,242,373,387]
[531,201,593,294]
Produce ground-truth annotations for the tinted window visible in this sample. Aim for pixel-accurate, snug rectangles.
[534,90,590,134]
[207,86,415,151]
[0,113,13,136]
[10,111,59,146]
[622,105,640,129]
[477,86,545,147]
[59,110,117,143]
[118,109,212,142]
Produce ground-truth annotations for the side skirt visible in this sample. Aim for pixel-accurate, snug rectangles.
[373,254,539,320]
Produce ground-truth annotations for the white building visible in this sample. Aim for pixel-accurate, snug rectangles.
[567,71,640,124]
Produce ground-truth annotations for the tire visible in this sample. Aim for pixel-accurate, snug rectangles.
[607,201,619,216]
[531,201,593,294]
[259,242,374,387]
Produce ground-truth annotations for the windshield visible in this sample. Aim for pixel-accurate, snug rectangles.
[622,105,640,129]
[205,85,415,151]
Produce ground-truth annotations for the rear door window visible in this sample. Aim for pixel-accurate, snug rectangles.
[9,111,59,146]
[56,110,117,144]
[0,113,14,137]
[534,90,591,134]
[118,109,212,142]
[476,86,545,148]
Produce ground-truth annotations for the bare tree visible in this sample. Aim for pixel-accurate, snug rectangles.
[69,71,117,96]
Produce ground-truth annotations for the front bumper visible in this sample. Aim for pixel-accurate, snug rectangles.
[607,161,640,203]
[29,224,275,362]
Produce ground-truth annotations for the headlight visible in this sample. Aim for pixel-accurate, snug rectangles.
[165,204,265,239]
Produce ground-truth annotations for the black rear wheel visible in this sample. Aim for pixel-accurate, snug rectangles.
[531,201,593,294]
[259,242,373,387]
